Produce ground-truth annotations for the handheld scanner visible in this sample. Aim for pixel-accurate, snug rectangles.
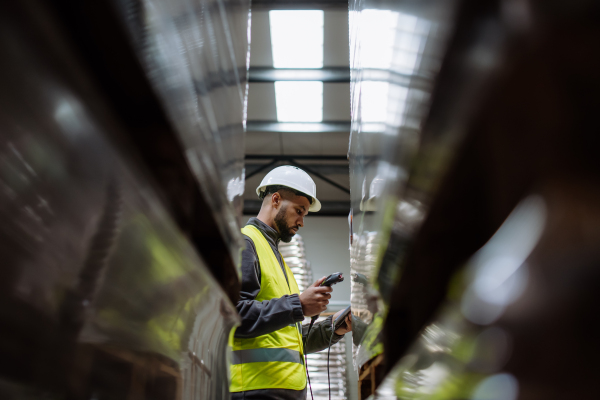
[321,272,344,287]
[309,272,344,323]
[333,305,352,330]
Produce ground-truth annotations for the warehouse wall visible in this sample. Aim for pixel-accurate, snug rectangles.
[300,216,358,400]
[297,216,351,307]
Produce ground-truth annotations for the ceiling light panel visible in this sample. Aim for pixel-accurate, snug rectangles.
[269,10,324,69]
[275,81,323,122]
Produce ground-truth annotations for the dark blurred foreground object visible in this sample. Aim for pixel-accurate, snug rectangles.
[375,0,600,399]
[0,0,249,398]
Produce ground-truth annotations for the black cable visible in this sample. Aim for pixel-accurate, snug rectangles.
[306,354,314,400]
[304,317,317,400]
[327,318,335,400]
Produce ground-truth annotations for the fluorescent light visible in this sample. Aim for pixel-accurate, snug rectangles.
[270,10,324,69]
[269,11,324,122]
[275,81,323,122]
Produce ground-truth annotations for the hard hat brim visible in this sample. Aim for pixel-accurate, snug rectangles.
[309,197,321,212]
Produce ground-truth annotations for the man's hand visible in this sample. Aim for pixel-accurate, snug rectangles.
[299,276,333,317]
[333,310,353,335]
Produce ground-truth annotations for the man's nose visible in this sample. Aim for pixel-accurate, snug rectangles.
[297,217,304,227]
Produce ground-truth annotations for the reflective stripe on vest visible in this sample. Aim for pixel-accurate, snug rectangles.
[230,225,306,392]
[232,348,303,365]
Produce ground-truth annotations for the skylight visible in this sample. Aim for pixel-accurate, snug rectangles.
[275,81,323,122]
[270,11,324,122]
[269,10,324,68]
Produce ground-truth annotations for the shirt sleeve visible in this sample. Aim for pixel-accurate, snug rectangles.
[302,315,344,354]
[234,236,305,339]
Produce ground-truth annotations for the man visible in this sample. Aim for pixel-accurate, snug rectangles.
[230,165,352,400]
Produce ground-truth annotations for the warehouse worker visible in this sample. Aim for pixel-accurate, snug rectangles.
[231,165,352,400]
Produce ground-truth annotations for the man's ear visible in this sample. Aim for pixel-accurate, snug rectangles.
[271,192,281,208]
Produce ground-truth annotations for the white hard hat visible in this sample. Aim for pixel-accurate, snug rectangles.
[256,165,321,212]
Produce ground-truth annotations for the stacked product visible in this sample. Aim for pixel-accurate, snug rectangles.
[279,234,313,292]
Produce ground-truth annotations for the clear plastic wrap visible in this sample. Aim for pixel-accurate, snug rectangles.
[114,0,252,270]
[0,4,239,398]
[347,0,458,369]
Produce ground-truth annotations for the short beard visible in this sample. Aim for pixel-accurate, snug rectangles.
[274,205,296,243]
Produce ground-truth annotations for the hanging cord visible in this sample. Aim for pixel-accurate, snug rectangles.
[304,316,318,400]
[306,353,314,400]
[304,274,343,400]
[306,315,337,400]
[327,318,335,400]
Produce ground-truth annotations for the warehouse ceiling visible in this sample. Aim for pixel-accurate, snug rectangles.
[244,7,351,215]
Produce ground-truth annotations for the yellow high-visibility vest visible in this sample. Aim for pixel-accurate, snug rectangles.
[230,225,306,392]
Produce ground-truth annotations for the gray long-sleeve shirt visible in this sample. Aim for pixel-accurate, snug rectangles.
[233,217,343,400]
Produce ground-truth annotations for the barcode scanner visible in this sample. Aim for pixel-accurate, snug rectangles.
[307,272,344,330]
[321,272,344,287]
[309,272,343,325]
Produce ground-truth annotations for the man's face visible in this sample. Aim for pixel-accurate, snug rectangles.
[274,194,311,243]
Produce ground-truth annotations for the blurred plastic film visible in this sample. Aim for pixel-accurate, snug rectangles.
[349,0,600,399]
[369,196,545,400]
[116,0,251,263]
[0,0,250,398]
[348,0,459,371]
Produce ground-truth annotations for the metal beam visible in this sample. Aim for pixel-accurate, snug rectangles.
[247,163,348,176]
[246,121,351,133]
[249,67,350,83]
[248,67,428,88]
[289,160,350,194]
[251,0,349,10]
[244,200,350,216]
[244,155,350,194]
[246,154,347,161]
[245,159,279,180]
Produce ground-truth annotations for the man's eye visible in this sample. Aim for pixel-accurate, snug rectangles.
[297,210,302,215]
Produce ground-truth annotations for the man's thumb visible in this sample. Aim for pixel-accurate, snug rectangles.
[312,276,326,287]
